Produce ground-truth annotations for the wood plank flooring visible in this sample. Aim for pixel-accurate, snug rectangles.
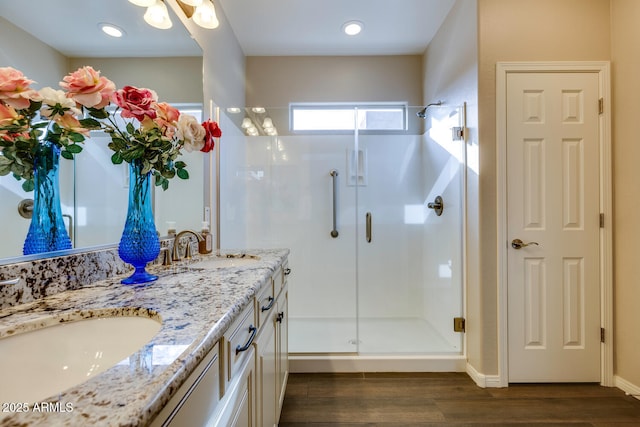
[279,373,640,426]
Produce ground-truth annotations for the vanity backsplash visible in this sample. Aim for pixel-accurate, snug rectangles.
[0,247,131,310]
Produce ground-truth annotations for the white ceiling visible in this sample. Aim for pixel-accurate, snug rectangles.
[0,0,455,57]
[217,0,456,56]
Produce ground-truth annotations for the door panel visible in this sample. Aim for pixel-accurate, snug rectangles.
[507,72,600,382]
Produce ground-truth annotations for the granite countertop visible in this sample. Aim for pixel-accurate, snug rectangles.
[0,248,289,427]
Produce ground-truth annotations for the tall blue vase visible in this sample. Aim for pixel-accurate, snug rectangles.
[118,160,160,285]
[23,142,72,255]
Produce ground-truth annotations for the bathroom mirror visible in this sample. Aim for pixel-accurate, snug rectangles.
[0,1,204,262]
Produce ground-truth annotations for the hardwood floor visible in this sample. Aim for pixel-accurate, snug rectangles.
[279,373,640,426]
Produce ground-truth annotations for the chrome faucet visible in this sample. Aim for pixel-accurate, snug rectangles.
[171,230,204,262]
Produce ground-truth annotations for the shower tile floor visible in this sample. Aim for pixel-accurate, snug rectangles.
[289,317,460,354]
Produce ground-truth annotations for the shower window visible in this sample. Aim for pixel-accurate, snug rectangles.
[290,103,407,132]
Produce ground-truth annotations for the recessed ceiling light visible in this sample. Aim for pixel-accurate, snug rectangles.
[227,107,242,114]
[342,20,363,36]
[99,23,126,38]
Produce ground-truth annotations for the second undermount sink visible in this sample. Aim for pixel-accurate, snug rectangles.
[0,314,162,403]
[189,255,260,270]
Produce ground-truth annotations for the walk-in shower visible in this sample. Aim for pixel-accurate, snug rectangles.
[218,104,466,372]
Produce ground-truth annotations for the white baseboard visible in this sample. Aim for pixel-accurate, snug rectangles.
[615,375,640,400]
[289,355,466,373]
[466,362,505,388]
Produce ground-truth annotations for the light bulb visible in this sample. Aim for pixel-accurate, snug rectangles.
[193,1,219,29]
[241,118,253,129]
[128,0,156,6]
[179,0,203,5]
[144,0,173,29]
[262,118,274,129]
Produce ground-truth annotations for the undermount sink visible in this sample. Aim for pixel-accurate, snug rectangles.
[189,255,260,270]
[0,314,162,403]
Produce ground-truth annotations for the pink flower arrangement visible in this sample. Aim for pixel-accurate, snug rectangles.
[0,65,222,191]
[0,66,103,191]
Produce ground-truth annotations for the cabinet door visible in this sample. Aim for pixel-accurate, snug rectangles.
[150,343,221,427]
[255,309,277,427]
[215,347,256,427]
[276,286,289,416]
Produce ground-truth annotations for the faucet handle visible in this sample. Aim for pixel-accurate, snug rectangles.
[160,247,172,266]
[184,241,193,259]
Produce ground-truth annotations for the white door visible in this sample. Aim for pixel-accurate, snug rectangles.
[506,72,601,382]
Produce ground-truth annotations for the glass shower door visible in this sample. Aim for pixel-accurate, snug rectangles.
[355,105,465,355]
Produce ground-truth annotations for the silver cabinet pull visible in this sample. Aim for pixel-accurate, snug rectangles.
[330,170,339,238]
[366,212,372,243]
[511,239,539,249]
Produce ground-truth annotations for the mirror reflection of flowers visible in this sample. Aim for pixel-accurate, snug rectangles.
[82,77,221,190]
[0,66,103,191]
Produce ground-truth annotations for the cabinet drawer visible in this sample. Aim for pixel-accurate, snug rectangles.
[224,303,257,383]
[256,279,275,328]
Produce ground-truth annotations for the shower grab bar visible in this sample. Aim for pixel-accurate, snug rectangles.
[366,212,372,243]
[330,169,339,238]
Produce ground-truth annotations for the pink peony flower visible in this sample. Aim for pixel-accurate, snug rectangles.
[154,102,181,137]
[113,85,158,121]
[0,67,42,109]
[60,66,115,109]
[201,120,221,153]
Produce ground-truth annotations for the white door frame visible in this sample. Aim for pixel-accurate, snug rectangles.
[496,61,613,387]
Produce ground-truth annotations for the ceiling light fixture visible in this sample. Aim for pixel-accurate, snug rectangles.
[143,0,173,29]
[130,0,220,30]
[99,23,126,38]
[192,1,219,29]
[342,20,363,36]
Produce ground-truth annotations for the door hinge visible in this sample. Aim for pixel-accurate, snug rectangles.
[600,213,605,228]
[453,317,465,333]
[601,327,605,343]
[599,98,604,115]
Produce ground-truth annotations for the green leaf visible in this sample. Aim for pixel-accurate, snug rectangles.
[68,133,85,143]
[111,152,123,164]
[66,144,83,154]
[61,150,74,160]
[21,179,34,192]
[177,168,189,179]
[174,160,186,169]
[79,118,101,128]
[87,108,110,119]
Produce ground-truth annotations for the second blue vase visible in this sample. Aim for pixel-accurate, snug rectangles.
[118,160,160,285]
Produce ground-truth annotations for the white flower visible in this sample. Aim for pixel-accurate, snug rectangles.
[38,87,81,118]
[177,114,205,152]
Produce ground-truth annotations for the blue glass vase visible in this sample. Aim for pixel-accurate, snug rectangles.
[118,160,160,285]
[23,142,72,255]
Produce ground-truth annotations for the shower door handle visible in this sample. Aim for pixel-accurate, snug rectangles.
[330,169,339,238]
[366,212,372,243]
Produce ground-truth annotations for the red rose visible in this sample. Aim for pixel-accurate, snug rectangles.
[201,120,221,153]
[113,85,157,121]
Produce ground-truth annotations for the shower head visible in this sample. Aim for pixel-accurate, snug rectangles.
[416,101,443,118]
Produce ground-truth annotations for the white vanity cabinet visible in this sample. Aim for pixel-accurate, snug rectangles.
[149,259,290,427]
[254,263,289,427]
[150,343,221,427]
[275,267,289,417]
